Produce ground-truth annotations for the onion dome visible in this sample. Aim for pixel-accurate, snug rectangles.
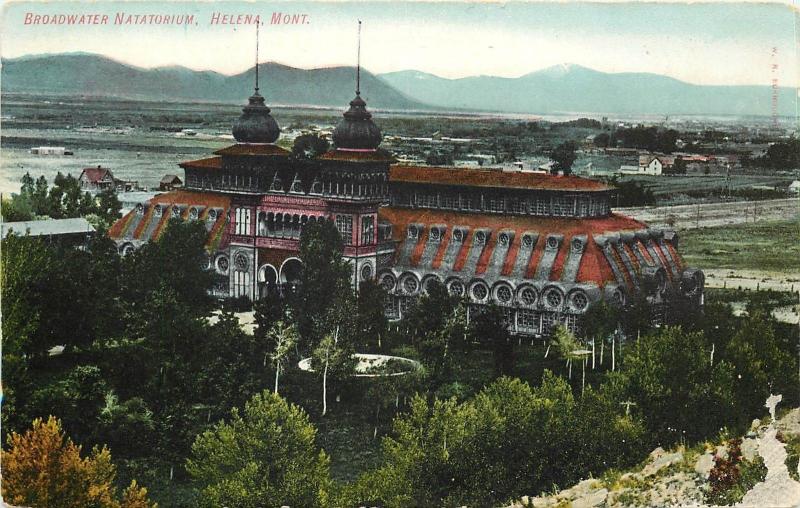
[332,93,382,150]
[232,91,280,144]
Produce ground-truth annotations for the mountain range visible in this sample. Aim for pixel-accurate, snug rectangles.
[0,53,423,110]
[379,64,797,117]
[2,53,796,117]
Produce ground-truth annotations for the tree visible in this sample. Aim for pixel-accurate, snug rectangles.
[1,193,34,221]
[97,394,156,459]
[468,305,513,377]
[28,365,110,446]
[402,281,468,387]
[267,320,299,395]
[550,325,583,379]
[294,219,352,346]
[759,138,800,169]
[254,289,288,339]
[2,416,155,508]
[356,279,389,351]
[292,133,330,159]
[345,375,644,508]
[187,390,331,508]
[95,187,123,231]
[593,132,610,148]
[580,300,620,368]
[723,310,795,430]
[122,218,214,333]
[550,141,578,175]
[612,326,737,445]
[669,157,688,175]
[312,323,357,417]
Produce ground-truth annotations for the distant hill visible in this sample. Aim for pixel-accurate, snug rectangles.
[2,54,796,117]
[0,53,425,110]
[378,64,798,117]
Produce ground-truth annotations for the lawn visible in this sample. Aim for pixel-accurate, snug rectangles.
[680,218,800,273]
[619,174,797,197]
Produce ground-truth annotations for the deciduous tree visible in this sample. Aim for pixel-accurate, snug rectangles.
[2,416,155,508]
[187,390,330,508]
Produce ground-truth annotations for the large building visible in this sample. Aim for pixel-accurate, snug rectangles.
[109,78,704,336]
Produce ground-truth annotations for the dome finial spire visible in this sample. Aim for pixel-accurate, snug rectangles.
[356,20,361,96]
[255,22,260,93]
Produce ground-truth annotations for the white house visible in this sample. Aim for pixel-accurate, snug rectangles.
[789,180,800,195]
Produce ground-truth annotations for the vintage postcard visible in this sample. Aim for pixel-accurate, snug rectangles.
[1,1,799,507]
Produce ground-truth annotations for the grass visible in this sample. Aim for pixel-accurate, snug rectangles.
[680,218,800,273]
[618,174,797,198]
[783,434,800,482]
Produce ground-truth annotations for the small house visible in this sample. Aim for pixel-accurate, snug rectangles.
[159,175,183,191]
[79,166,116,191]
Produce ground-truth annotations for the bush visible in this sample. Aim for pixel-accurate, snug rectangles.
[343,374,645,507]
[187,390,331,508]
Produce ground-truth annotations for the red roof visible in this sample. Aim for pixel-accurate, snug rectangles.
[179,157,223,170]
[318,149,396,162]
[389,165,612,192]
[79,166,113,183]
[108,190,232,251]
[378,207,655,288]
[379,207,644,241]
[213,144,291,157]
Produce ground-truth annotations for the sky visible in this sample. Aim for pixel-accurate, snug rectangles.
[1,1,798,87]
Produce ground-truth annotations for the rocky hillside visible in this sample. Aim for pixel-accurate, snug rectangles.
[507,405,800,508]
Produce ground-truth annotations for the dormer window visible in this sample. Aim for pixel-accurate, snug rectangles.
[522,234,534,248]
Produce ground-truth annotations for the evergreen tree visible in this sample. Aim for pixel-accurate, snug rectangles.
[187,391,330,508]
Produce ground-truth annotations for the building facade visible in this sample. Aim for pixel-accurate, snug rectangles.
[110,84,704,336]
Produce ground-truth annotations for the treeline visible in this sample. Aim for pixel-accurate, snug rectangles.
[1,171,122,230]
[2,217,797,507]
[754,138,800,170]
[594,126,679,153]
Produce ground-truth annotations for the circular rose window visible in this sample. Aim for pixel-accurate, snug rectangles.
[189,207,199,220]
[472,283,488,301]
[361,264,373,280]
[453,229,464,243]
[430,228,441,241]
[475,231,486,244]
[448,280,465,297]
[234,253,248,271]
[499,233,510,245]
[402,276,419,294]
[520,287,537,306]
[380,274,396,292]
[571,291,588,311]
[216,256,229,274]
[547,237,559,250]
[546,289,563,308]
[496,285,513,303]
